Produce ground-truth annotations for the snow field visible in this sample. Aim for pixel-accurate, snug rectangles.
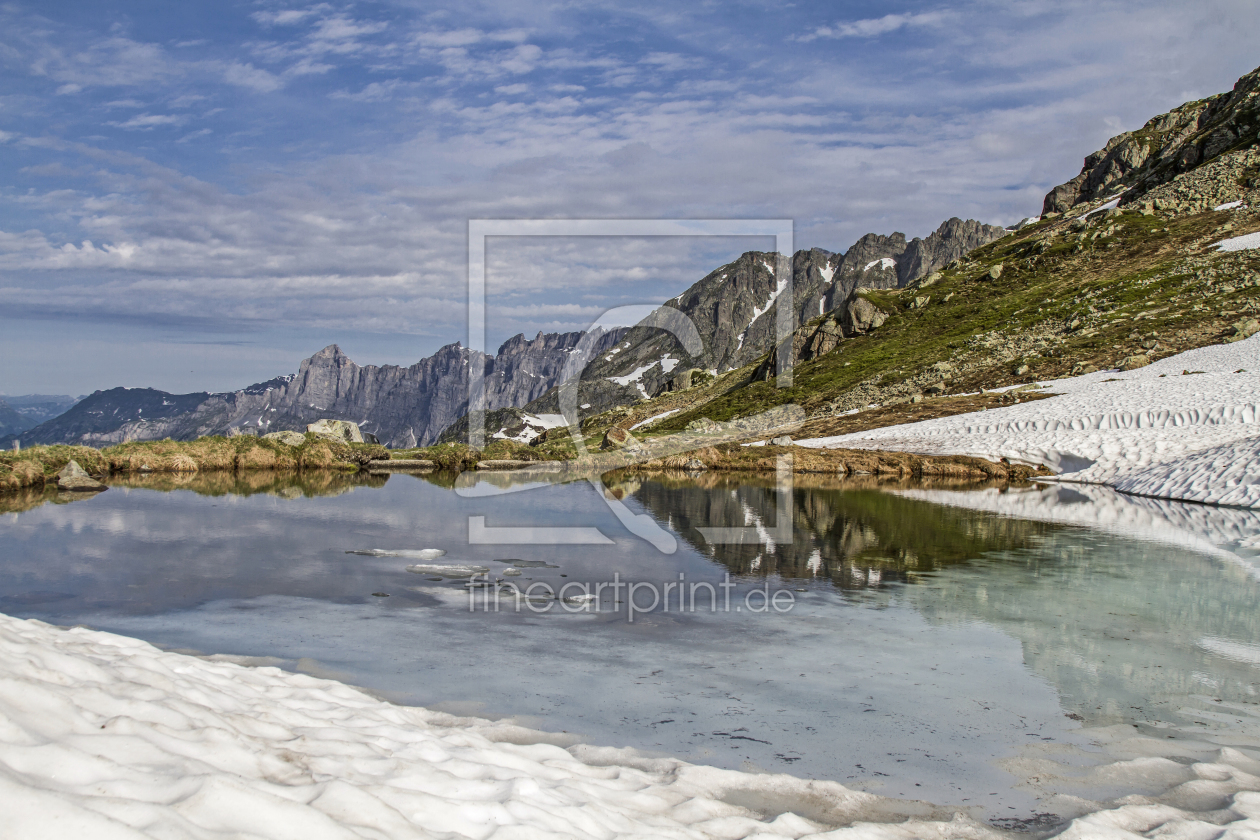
[798,335,1260,507]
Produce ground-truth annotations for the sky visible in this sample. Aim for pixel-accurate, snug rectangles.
[0,0,1257,396]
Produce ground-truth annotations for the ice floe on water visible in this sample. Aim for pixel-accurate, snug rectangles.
[346,548,446,559]
[404,562,490,576]
[799,334,1260,508]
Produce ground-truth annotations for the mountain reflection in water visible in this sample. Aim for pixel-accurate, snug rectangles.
[612,470,1057,589]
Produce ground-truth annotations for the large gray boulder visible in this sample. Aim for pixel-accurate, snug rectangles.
[841,297,890,335]
[601,427,644,452]
[307,419,364,444]
[56,460,106,492]
[263,430,306,447]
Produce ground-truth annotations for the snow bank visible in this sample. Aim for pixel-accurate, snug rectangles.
[798,335,1260,507]
[9,609,1260,839]
[0,611,1007,839]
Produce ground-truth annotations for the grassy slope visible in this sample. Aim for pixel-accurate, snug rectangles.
[639,203,1259,435]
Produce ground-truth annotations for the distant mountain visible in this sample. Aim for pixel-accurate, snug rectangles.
[0,400,29,438]
[520,217,1007,416]
[12,389,210,446]
[14,330,625,448]
[0,394,82,438]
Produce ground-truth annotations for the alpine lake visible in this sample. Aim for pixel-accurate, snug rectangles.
[3,464,1260,834]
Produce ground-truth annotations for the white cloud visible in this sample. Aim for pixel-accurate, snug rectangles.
[109,113,187,130]
[801,11,948,41]
[329,80,405,102]
[218,61,283,91]
[251,7,329,27]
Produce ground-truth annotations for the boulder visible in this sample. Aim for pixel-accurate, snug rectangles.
[683,458,706,471]
[307,419,364,444]
[263,430,307,447]
[924,382,947,395]
[841,297,890,335]
[56,460,106,493]
[601,427,643,452]
[986,264,1004,281]
[770,435,793,446]
[1119,355,1151,371]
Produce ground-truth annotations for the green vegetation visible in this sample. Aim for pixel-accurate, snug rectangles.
[640,204,1259,434]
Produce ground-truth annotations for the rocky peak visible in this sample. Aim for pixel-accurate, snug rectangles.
[897,218,1010,285]
[1042,63,1260,215]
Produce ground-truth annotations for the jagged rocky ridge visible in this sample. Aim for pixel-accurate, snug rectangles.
[518,217,1007,418]
[14,331,624,449]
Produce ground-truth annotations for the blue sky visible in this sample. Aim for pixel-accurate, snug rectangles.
[1,0,1257,395]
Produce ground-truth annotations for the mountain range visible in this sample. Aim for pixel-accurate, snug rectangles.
[7,331,623,449]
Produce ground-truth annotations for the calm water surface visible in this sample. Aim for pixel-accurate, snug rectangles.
[3,469,1260,829]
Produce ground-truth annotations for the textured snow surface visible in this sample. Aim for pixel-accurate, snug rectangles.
[1082,196,1122,217]
[799,335,1260,507]
[1215,231,1260,252]
[0,611,993,840]
[607,363,658,399]
[5,611,1260,840]
[490,413,569,444]
[863,258,895,272]
[9,601,1260,838]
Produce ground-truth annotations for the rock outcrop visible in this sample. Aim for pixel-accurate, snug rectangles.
[1042,63,1260,215]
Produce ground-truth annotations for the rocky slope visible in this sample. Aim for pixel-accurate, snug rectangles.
[1043,65,1260,215]
[13,331,624,449]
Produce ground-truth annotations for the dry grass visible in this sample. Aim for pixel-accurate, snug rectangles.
[0,434,388,494]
